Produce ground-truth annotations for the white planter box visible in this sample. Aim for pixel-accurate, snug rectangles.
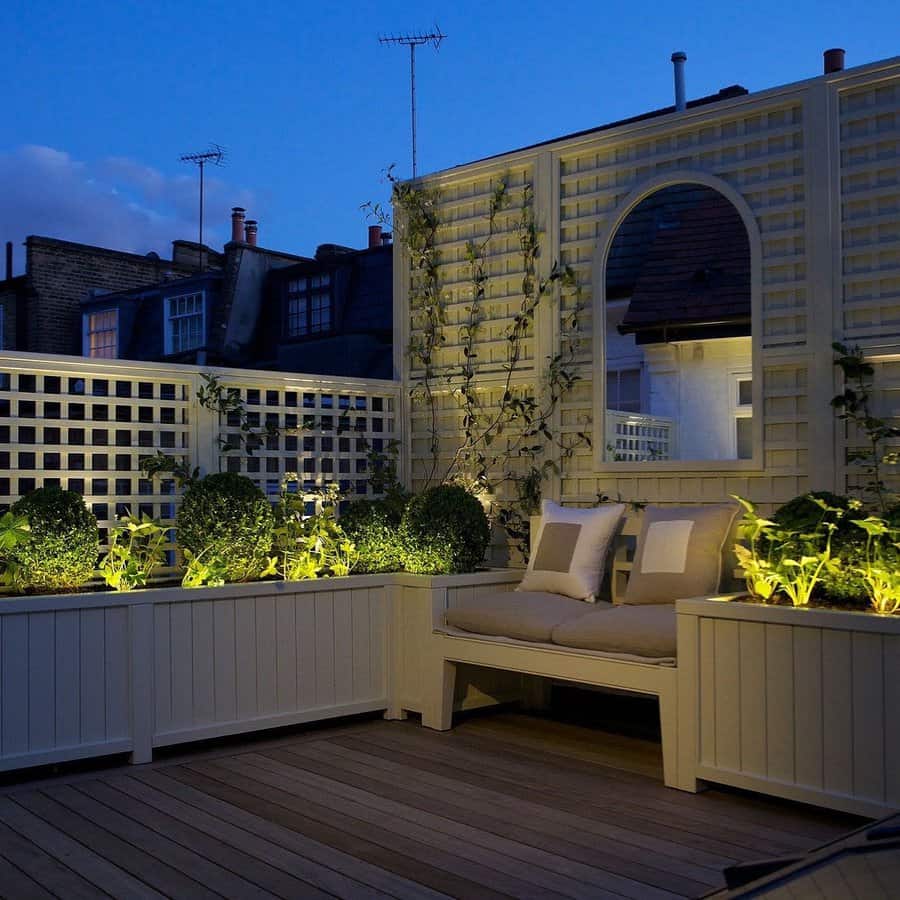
[0,569,524,773]
[677,597,900,817]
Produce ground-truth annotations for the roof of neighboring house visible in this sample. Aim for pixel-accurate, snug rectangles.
[451,85,749,171]
[78,271,222,306]
[613,184,751,340]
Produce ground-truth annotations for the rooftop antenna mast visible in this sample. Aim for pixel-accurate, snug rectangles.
[179,144,226,271]
[379,27,445,178]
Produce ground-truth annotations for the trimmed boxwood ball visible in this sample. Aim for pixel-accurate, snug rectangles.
[340,498,406,574]
[11,486,99,591]
[176,473,274,583]
[399,484,490,575]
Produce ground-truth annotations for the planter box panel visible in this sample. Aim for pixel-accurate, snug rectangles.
[681,598,900,817]
[1,605,132,771]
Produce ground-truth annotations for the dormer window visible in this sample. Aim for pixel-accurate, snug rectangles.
[165,292,205,354]
[286,273,331,337]
[83,309,118,358]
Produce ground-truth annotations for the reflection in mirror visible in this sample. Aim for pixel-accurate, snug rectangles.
[604,183,752,462]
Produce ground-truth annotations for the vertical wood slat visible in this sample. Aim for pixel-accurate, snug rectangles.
[713,620,741,770]
[315,592,336,708]
[169,602,193,729]
[793,627,823,790]
[765,623,795,784]
[191,600,215,726]
[79,609,105,743]
[234,597,257,720]
[884,636,900,807]
[351,589,372,701]
[370,586,387,698]
[821,630,853,797]
[1,615,29,756]
[213,599,237,722]
[103,608,129,740]
[698,618,716,767]
[332,591,354,705]
[28,614,54,751]
[275,594,297,712]
[54,610,80,748]
[153,605,172,735]
[852,632,885,802]
[255,596,277,716]
[738,621,767,777]
[296,593,317,709]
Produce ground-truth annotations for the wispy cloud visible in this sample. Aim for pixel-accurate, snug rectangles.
[0,145,257,272]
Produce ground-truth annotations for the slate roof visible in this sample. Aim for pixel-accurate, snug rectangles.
[610,184,751,342]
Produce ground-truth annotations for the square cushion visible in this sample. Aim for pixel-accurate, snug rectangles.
[551,604,677,659]
[518,500,625,602]
[623,503,739,605]
[445,590,605,643]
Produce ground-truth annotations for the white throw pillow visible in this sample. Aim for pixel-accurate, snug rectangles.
[518,500,625,602]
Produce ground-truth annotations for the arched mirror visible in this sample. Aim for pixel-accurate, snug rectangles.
[603,183,752,462]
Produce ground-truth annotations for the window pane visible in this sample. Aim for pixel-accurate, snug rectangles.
[737,416,753,459]
[738,378,752,406]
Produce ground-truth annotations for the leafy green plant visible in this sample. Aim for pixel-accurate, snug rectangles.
[10,487,99,592]
[732,496,780,602]
[99,512,167,591]
[0,511,31,589]
[399,484,490,575]
[176,473,274,583]
[181,548,229,589]
[734,494,845,607]
[340,498,406,574]
[832,342,900,513]
[851,516,900,614]
[272,480,356,580]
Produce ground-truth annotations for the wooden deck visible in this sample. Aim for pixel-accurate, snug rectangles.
[0,711,863,899]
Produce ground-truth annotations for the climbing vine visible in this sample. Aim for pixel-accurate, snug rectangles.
[377,168,590,556]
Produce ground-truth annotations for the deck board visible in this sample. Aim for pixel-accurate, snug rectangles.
[0,712,863,899]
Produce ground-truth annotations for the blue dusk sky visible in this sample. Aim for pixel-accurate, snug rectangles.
[1,1,897,269]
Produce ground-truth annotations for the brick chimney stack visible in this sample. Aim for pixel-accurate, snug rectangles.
[244,220,258,246]
[231,207,246,242]
[368,225,383,249]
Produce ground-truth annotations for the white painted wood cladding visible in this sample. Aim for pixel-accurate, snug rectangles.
[677,597,900,817]
[0,578,391,772]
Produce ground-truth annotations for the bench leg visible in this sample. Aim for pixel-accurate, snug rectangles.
[383,705,409,721]
[421,660,456,731]
[659,684,699,792]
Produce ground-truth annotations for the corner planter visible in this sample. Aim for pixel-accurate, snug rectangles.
[0,568,524,774]
[677,596,900,817]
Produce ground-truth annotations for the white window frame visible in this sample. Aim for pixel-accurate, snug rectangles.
[731,371,753,459]
[164,291,205,355]
[82,308,119,359]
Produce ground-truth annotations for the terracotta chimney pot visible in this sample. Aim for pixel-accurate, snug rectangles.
[231,207,246,242]
[368,225,383,249]
[824,48,845,74]
[245,220,258,246]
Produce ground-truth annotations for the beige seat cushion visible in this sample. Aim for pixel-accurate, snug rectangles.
[551,604,677,659]
[445,591,604,643]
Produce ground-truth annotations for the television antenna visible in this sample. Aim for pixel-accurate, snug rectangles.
[379,28,445,178]
[179,144,226,271]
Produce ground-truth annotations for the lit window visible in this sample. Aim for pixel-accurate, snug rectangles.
[165,292,205,354]
[286,273,331,337]
[84,310,118,358]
